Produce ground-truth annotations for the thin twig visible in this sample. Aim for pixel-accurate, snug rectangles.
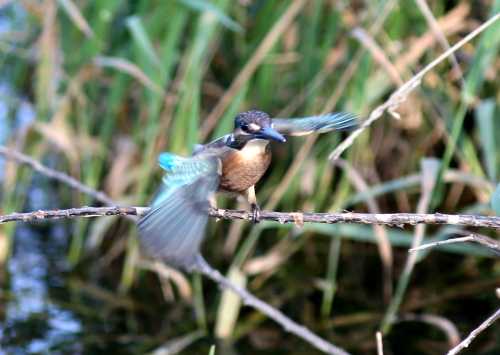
[447,308,500,355]
[2,206,500,229]
[409,235,500,354]
[0,206,145,224]
[190,254,351,355]
[329,11,500,160]
[0,145,114,205]
[409,235,500,253]
[0,145,137,222]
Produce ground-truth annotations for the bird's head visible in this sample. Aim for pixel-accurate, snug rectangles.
[232,110,286,143]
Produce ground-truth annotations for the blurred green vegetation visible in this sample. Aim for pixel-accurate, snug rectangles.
[1,0,500,354]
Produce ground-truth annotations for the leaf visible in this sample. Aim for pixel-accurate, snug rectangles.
[476,99,498,181]
[493,183,500,216]
[177,0,244,34]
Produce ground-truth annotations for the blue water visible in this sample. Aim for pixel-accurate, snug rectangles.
[1,224,83,355]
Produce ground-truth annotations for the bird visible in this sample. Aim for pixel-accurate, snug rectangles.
[138,110,361,267]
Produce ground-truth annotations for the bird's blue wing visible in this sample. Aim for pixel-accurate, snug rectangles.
[138,154,221,267]
[158,152,187,172]
[193,134,230,155]
[272,112,361,136]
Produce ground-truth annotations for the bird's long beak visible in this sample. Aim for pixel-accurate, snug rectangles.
[254,125,286,142]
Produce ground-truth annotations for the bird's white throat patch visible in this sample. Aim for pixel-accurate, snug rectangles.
[240,139,269,155]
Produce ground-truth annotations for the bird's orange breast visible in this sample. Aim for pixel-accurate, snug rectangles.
[218,139,271,195]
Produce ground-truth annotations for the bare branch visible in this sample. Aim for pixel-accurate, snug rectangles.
[0,206,145,224]
[409,235,500,253]
[190,254,351,355]
[2,206,500,229]
[447,308,500,355]
[0,145,116,206]
[409,235,500,354]
[0,145,139,222]
[329,11,500,160]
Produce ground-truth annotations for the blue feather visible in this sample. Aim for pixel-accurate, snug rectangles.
[138,154,221,266]
[158,153,187,172]
[272,112,362,136]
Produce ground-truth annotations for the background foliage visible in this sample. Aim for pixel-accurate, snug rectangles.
[1,0,500,354]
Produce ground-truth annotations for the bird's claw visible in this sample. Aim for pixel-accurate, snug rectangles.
[251,204,261,223]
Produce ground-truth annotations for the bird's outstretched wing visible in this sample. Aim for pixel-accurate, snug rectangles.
[193,134,230,155]
[272,112,361,136]
[138,154,221,267]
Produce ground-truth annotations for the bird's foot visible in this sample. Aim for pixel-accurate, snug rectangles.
[251,203,261,223]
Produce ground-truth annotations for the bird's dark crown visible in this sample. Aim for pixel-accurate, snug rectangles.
[234,110,272,134]
[227,110,285,150]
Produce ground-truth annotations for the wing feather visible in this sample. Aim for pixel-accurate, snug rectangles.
[272,112,361,136]
[138,154,221,267]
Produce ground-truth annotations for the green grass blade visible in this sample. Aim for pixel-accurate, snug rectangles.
[177,0,244,34]
[475,98,498,181]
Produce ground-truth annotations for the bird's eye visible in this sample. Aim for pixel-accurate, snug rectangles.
[241,122,249,132]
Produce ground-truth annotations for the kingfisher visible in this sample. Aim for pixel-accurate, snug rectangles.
[138,110,361,267]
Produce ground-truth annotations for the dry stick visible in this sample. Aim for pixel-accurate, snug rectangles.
[0,145,115,207]
[329,11,500,161]
[409,235,500,253]
[2,206,500,229]
[447,308,500,355]
[191,254,351,355]
[409,235,500,354]
[0,145,137,222]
